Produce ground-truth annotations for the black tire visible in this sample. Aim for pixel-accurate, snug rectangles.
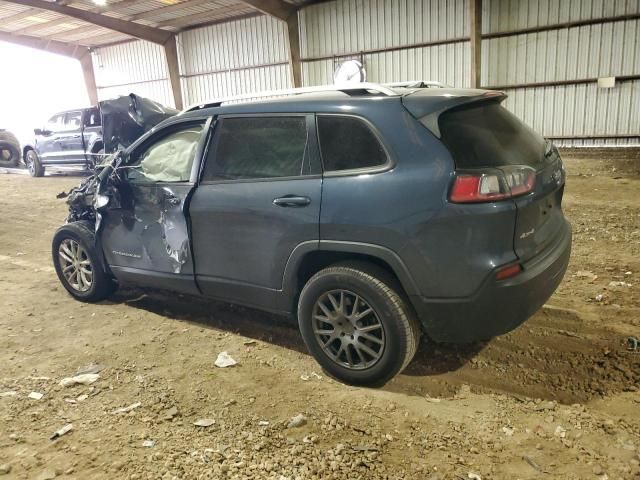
[52,222,116,302]
[0,130,20,168]
[24,149,45,177]
[298,263,421,386]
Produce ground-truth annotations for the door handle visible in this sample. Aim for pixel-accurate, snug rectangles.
[273,195,311,207]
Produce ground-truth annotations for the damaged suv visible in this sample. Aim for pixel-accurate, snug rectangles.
[52,83,571,386]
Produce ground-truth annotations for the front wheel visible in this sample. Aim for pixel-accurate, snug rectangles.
[297,264,420,386]
[52,222,115,302]
[24,149,44,177]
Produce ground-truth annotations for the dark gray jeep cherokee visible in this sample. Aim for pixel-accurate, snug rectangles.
[52,83,571,386]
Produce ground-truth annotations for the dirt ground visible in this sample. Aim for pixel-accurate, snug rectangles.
[0,150,639,480]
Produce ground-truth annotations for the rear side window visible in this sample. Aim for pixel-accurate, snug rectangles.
[84,108,101,127]
[438,100,545,169]
[65,111,82,130]
[203,116,307,181]
[317,116,388,172]
[46,114,65,132]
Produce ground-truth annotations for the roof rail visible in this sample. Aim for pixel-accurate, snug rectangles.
[181,82,400,113]
[383,80,447,88]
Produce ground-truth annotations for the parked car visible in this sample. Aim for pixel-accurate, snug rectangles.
[52,83,572,386]
[22,107,102,177]
[23,94,177,177]
[0,129,21,168]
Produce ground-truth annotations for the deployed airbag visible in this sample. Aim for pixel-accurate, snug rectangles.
[138,127,202,182]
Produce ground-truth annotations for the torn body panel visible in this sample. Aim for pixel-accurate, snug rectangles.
[59,147,196,294]
[99,182,193,277]
[57,92,197,294]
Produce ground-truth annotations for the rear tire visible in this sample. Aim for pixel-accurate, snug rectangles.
[25,149,44,177]
[298,264,420,386]
[52,222,115,302]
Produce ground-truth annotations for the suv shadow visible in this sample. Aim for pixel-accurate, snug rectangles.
[107,288,484,381]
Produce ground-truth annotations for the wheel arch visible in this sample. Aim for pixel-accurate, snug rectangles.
[90,138,104,153]
[282,241,420,312]
[22,145,36,158]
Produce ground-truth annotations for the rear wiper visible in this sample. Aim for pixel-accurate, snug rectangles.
[544,139,555,158]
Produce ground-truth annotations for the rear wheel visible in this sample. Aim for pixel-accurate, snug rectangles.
[298,264,420,386]
[52,222,115,302]
[24,149,44,177]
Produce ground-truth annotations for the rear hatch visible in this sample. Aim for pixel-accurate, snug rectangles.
[407,92,567,262]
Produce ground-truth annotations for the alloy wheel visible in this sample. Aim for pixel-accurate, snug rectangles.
[312,289,385,370]
[58,239,93,292]
[26,152,35,175]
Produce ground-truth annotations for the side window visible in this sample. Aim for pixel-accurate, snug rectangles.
[46,114,64,132]
[64,111,82,130]
[317,116,388,172]
[203,116,307,181]
[84,108,101,127]
[127,123,204,183]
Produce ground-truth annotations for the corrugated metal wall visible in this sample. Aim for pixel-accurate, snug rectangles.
[92,40,175,108]
[90,0,639,146]
[92,15,291,109]
[483,0,640,31]
[482,0,640,146]
[178,15,292,107]
[300,0,470,87]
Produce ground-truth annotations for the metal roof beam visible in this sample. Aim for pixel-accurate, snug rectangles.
[0,31,97,104]
[238,0,295,21]
[164,36,183,110]
[286,13,301,87]
[15,0,196,36]
[78,50,98,105]
[1,0,173,45]
[238,0,302,87]
[469,0,481,88]
[42,2,243,43]
[0,30,85,57]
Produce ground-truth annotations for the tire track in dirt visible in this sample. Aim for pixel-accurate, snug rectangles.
[390,305,639,403]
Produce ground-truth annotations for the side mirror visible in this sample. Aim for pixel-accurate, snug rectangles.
[34,128,43,136]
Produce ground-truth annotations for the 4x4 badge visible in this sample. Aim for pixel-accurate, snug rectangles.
[519,228,535,239]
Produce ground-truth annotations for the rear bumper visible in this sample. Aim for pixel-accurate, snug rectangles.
[411,219,572,343]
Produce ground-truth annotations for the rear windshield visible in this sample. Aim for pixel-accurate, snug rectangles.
[438,100,545,169]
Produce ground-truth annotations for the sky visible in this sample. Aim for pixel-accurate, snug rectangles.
[0,41,90,146]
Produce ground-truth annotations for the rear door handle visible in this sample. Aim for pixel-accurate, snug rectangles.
[273,195,311,207]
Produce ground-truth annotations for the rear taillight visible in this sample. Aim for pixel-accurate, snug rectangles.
[449,166,536,203]
[495,263,522,281]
